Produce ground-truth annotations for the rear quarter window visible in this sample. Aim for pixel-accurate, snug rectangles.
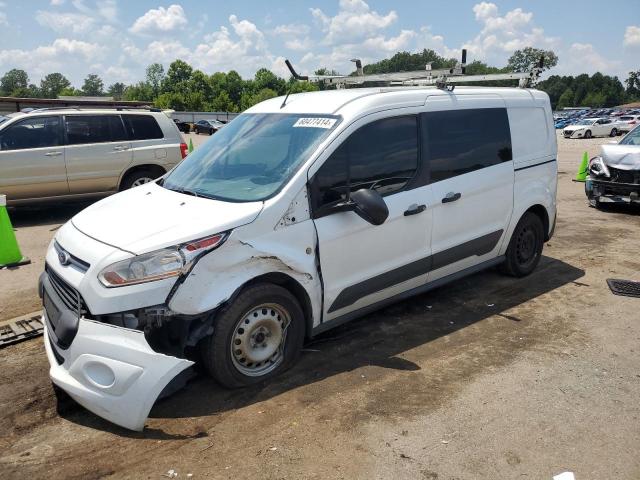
[123,115,163,140]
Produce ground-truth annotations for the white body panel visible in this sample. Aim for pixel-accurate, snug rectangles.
[42,86,558,430]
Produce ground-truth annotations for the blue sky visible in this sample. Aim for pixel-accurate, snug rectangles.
[0,0,638,87]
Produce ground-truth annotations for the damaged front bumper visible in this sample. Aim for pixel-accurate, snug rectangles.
[586,176,640,205]
[41,271,193,431]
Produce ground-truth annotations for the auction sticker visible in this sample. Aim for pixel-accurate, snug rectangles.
[293,117,337,129]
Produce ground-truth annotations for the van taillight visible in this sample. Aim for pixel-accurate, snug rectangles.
[180,143,188,158]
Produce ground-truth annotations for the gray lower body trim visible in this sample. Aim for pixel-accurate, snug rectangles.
[328,230,503,313]
[313,256,505,337]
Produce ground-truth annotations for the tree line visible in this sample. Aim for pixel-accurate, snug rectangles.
[1,47,638,111]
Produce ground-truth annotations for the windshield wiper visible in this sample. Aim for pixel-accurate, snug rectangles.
[163,184,223,201]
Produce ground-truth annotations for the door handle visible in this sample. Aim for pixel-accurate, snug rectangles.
[45,151,62,156]
[442,192,462,203]
[404,204,427,216]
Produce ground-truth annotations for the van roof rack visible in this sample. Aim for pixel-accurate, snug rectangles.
[285,49,544,91]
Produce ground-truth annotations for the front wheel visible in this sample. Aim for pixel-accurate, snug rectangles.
[610,128,617,137]
[201,283,305,388]
[500,212,544,277]
[584,130,592,139]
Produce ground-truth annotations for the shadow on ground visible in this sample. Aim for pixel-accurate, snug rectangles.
[59,254,584,437]
[9,202,93,229]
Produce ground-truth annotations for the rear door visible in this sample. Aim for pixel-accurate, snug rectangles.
[0,115,68,201]
[310,113,434,320]
[423,97,514,281]
[64,114,132,194]
[122,114,172,169]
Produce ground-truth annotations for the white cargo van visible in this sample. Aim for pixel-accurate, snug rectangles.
[41,86,557,430]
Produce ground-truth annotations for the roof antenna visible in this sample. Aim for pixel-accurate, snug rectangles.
[280,83,293,109]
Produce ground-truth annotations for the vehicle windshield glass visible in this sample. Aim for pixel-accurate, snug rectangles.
[619,116,633,121]
[162,113,340,202]
[576,119,594,125]
[619,126,640,146]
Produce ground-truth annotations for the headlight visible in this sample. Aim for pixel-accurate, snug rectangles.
[589,156,610,177]
[98,232,228,287]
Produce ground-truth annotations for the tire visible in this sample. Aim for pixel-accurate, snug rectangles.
[584,130,592,139]
[610,128,617,137]
[201,283,305,388]
[194,127,199,134]
[120,168,160,190]
[208,128,213,135]
[500,212,544,277]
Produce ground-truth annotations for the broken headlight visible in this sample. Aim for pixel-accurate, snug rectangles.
[589,156,610,177]
[98,233,228,287]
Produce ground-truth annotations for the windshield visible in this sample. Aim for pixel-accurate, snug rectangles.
[162,113,340,202]
[575,119,594,126]
[619,126,640,146]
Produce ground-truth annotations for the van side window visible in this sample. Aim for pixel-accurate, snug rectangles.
[421,108,512,183]
[123,115,163,140]
[313,115,418,212]
[0,116,61,151]
[65,115,127,145]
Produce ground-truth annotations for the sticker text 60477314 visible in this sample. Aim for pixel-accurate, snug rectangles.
[293,117,337,129]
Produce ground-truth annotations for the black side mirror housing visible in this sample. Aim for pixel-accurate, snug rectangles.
[350,189,389,226]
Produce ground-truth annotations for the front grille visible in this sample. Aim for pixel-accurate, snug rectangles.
[54,241,90,272]
[609,167,639,184]
[563,131,572,138]
[46,265,89,316]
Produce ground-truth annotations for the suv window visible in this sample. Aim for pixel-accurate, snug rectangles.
[421,108,512,183]
[313,115,419,212]
[65,115,128,145]
[0,116,62,151]
[123,115,163,140]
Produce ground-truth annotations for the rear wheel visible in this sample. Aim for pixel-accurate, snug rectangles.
[120,168,161,190]
[201,283,305,388]
[194,127,199,134]
[500,212,544,277]
[584,130,592,139]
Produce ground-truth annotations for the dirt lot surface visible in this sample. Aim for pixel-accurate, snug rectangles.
[1,132,639,479]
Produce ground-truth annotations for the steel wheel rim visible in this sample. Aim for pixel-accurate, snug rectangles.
[230,303,290,377]
[132,177,153,187]
[516,225,538,267]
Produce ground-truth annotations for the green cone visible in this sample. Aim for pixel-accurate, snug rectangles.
[575,151,589,182]
[188,138,194,153]
[0,195,30,268]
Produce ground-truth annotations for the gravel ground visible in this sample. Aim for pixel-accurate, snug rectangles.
[1,132,639,479]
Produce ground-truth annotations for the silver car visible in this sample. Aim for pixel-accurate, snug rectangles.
[0,108,187,206]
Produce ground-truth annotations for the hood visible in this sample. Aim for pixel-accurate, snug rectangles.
[564,125,586,131]
[600,144,640,171]
[71,183,263,254]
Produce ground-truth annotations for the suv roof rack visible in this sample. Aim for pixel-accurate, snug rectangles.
[23,106,158,114]
[285,49,544,91]
[24,106,84,113]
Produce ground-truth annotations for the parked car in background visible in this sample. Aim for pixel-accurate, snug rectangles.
[0,108,187,206]
[585,124,640,207]
[193,119,225,135]
[563,118,618,139]
[613,115,640,133]
[173,118,191,133]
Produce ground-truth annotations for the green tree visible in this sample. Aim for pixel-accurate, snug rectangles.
[146,63,165,98]
[556,88,575,109]
[624,70,640,101]
[240,88,277,110]
[254,68,286,95]
[107,82,126,100]
[507,47,558,72]
[210,90,235,112]
[225,70,243,106]
[58,86,83,96]
[39,73,71,98]
[123,82,154,101]
[0,69,29,96]
[190,70,213,99]
[82,74,104,96]
[163,59,193,93]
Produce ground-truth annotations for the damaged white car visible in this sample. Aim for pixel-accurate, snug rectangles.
[586,125,640,207]
[41,86,557,430]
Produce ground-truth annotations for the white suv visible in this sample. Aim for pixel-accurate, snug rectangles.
[0,108,187,205]
[41,86,557,430]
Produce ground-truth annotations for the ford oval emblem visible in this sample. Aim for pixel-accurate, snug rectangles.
[58,250,71,266]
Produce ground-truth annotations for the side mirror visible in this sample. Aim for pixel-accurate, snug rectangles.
[350,189,389,226]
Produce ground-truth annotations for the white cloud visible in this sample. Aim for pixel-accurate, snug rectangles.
[623,25,640,47]
[36,11,95,34]
[50,0,65,5]
[130,4,187,35]
[273,23,310,36]
[556,42,621,75]
[0,38,104,79]
[311,0,397,45]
